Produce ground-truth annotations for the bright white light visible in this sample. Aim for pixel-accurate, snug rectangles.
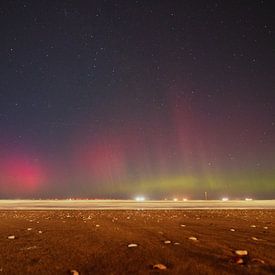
[245,198,253,201]
[221,197,229,201]
[182,198,188,201]
[135,196,145,202]
[173,198,178,202]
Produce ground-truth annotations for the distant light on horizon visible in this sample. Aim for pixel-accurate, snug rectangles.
[245,198,253,201]
[135,196,145,202]
[221,197,229,202]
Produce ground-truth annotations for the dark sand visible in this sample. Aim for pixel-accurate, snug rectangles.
[0,210,274,274]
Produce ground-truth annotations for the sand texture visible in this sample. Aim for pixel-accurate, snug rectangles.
[0,210,274,274]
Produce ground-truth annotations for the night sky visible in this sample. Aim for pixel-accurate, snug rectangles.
[0,1,274,199]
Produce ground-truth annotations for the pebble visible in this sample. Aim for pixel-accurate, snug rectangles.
[70,270,79,275]
[153,263,167,270]
[174,242,180,245]
[230,228,235,232]
[250,225,256,228]
[7,235,15,240]
[95,224,100,227]
[27,245,37,250]
[128,243,138,248]
[180,224,186,227]
[235,250,248,256]
[252,258,265,264]
[251,237,259,241]
[38,230,43,234]
[164,240,171,244]
[235,257,244,264]
[188,236,198,241]
[27,228,32,231]
[263,226,268,230]
[21,246,37,251]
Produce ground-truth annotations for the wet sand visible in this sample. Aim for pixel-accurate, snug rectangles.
[0,209,274,274]
[0,199,275,209]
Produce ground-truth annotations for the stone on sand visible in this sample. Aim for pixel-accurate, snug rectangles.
[128,243,138,248]
[235,257,244,264]
[70,269,79,275]
[153,263,167,270]
[252,258,265,264]
[235,250,248,256]
[188,236,198,241]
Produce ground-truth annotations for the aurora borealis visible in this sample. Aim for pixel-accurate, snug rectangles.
[0,1,274,199]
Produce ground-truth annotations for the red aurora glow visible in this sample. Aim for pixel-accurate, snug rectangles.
[0,154,46,195]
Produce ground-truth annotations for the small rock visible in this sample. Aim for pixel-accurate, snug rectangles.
[20,246,37,251]
[252,258,265,264]
[180,224,186,227]
[70,270,79,275]
[95,224,100,227]
[230,228,235,232]
[153,263,167,270]
[235,257,244,264]
[27,228,32,231]
[250,225,256,228]
[174,242,180,245]
[235,250,248,256]
[188,236,198,241]
[251,237,259,241]
[164,240,171,244]
[128,243,138,248]
[7,235,15,240]
[38,230,43,234]
[263,226,268,230]
[27,246,37,250]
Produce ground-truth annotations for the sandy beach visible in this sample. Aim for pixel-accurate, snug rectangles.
[0,209,274,274]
